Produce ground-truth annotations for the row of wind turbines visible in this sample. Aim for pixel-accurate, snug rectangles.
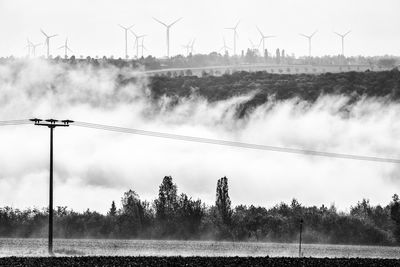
[26,29,72,58]
[26,19,351,60]
[225,21,351,58]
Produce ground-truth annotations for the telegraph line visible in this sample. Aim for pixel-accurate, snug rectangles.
[72,121,400,164]
[0,119,31,126]
[1,119,400,164]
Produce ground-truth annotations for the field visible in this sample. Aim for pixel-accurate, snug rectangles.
[1,256,400,267]
[1,238,400,259]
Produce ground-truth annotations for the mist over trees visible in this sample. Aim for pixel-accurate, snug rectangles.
[1,52,399,71]
[0,176,399,246]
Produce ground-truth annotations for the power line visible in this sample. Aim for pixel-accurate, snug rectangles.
[2,119,399,164]
[0,119,31,126]
[73,121,400,164]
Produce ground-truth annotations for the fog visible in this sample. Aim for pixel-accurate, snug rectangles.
[0,59,399,213]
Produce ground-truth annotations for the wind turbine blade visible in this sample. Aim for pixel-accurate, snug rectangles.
[118,24,126,30]
[153,17,167,27]
[334,31,342,37]
[129,29,138,37]
[234,20,240,29]
[299,33,308,38]
[258,38,263,47]
[68,48,73,52]
[311,30,318,37]
[40,29,49,38]
[169,17,182,27]
[256,26,263,37]
[58,46,64,49]
[49,34,58,38]
[128,24,134,30]
[266,35,276,38]
[344,30,351,37]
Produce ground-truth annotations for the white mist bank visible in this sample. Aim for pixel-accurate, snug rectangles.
[0,59,399,213]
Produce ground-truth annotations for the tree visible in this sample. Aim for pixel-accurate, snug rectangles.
[154,176,178,236]
[119,189,147,237]
[176,193,204,238]
[108,201,117,217]
[216,176,232,225]
[390,194,400,242]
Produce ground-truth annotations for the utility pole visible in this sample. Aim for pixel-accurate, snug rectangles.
[299,218,304,257]
[30,118,73,255]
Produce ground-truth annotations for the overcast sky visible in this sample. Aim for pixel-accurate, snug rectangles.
[0,0,399,58]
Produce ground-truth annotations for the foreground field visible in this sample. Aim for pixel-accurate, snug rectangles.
[1,256,400,267]
[2,239,400,258]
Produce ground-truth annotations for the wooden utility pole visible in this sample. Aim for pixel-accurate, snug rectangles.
[30,118,73,255]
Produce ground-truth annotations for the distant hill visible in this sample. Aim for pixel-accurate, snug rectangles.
[147,70,400,117]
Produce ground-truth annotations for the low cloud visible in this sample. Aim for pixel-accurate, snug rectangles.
[0,59,399,213]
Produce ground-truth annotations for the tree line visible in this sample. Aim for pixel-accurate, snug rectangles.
[1,176,400,246]
[1,53,398,71]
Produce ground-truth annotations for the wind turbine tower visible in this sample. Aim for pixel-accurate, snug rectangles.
[58,38,73,58]
[153,17,182,58]
[256,27,275,54]
[334,30,351,56]
[41,29,57,58]
[139,37,147,58]
[225,21,240,55]
[300,30,317,58]
[118,24,134,59]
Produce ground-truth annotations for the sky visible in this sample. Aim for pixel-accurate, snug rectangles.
[0,0,399,58]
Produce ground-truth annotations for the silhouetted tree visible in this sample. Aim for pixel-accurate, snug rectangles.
[216,176,232,225]
[154,176,178,236]
[108,201,117,217]
[390,194,400,242]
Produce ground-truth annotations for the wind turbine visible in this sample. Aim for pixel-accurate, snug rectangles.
[28,40,42,57]
[299,30,317,58]
[139,37,147,58]
[256,27,275,54]
[182,41,191,56]
[153,17,182,58]
[129,29,146,58]
[40,29,57,58]
[118,24,134,59]
[189,39,195,55]
[219,37,231,54]
[58,38,73,58]
[25,39,32,57]
[334,30,351,56]
[224,20,240,55]
[249,39,260,50]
